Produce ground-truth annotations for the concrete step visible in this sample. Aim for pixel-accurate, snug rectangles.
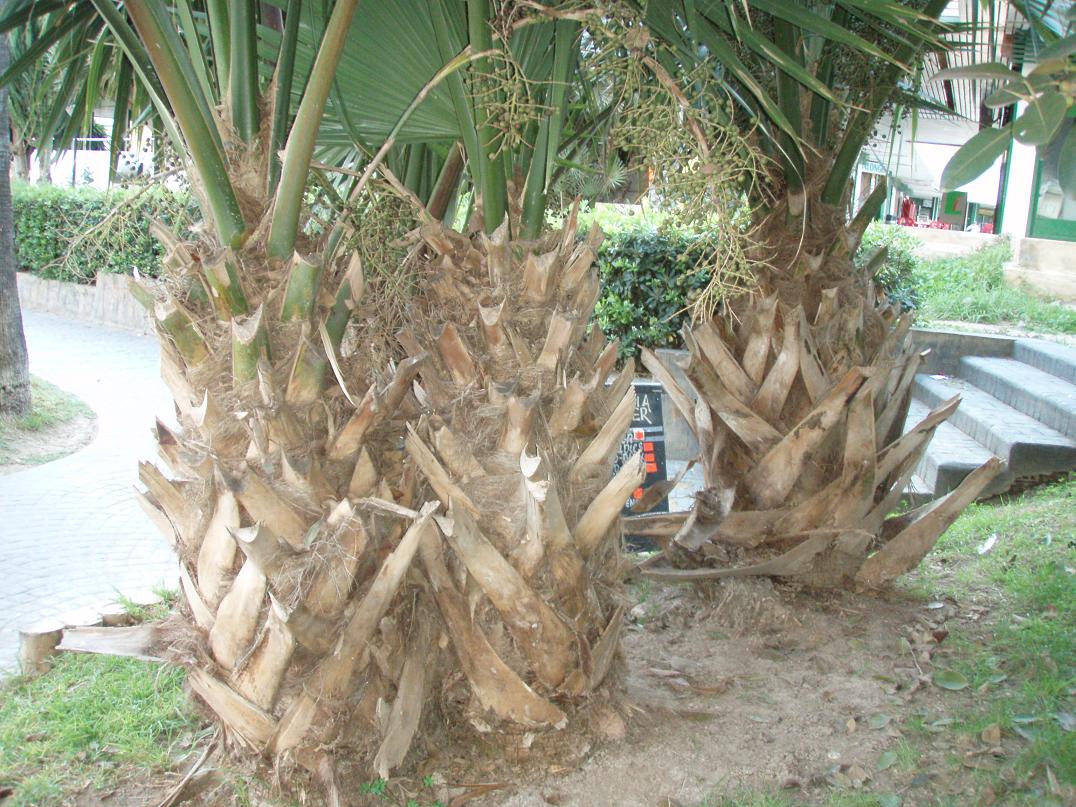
[904,399,1006,498]
[1013,339,1076,385]
[913,373,1076,477]
[906,473,935,506]
[959,357,1076,441]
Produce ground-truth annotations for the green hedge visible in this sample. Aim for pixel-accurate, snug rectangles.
[594,226,709,358]
[856,221,921,311]
[14,185,707,355]
[12,182,195,284]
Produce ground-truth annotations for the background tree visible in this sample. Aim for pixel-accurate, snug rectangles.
[935,1,1076,193]
[0,11,30,418]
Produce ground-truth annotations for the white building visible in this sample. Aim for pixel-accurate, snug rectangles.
[854,0,1076,243]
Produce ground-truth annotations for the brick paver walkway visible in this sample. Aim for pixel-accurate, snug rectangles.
[0,312,178,671]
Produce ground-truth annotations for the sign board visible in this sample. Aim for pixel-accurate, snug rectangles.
[939,190,968,229]
[613,380,668,516]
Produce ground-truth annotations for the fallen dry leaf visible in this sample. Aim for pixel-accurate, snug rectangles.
[981,723,1002,745]
[592,707,627,740]
[689,677,735,695]
[1045,766,1072,799]
[846,764,871,787]
[867,713,892,730]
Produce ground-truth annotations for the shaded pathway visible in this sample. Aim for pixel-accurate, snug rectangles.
[0,312,177,670]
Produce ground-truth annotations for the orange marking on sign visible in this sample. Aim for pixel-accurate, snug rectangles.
[643,441,654,451]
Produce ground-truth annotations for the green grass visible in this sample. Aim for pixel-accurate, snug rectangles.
[0,376,95,464]
[0,654,198,805]
[906,477,1076,798]
[697,789,901,807]
[114,586,179,622]
[912,242,1076,333]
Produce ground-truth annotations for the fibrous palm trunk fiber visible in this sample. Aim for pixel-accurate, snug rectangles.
[633,195,1002,589]
[135,207,634,794]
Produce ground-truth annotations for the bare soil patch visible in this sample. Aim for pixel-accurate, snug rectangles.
[480,580,978,807]
[0,414,96,475]
[180,576,1018,807]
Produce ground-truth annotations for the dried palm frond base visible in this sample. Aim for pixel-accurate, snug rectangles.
[630,199,1002,589]
[63,202,638,801]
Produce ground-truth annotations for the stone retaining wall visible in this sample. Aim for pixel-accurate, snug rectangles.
[16,272,153,334]
[1004,237,1076,302]
[903,227,1002,260]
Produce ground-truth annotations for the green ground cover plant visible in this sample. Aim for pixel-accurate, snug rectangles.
[912,242,1076,333]
[908,477,1076,802]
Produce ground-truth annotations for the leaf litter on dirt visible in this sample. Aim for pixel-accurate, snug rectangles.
[932,669,970,690]
[876,750,898,771]
[868,713,892,730]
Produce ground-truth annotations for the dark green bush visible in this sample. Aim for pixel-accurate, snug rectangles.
[593,226,709,358]
[12,181,196,284]
[856,221,921,311]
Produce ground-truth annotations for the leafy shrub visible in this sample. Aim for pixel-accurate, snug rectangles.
[857,221,921,311]
[12,181,196,284]
[593,225,710,358]
[580,206,711,358]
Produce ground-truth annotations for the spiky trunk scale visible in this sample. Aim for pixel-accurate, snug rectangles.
[134,202,633,794]
[633,185,1002,588]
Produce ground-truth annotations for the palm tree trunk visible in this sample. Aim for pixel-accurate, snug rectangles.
[0,25,30,418]
[131,200,630,795]
[634,178,1003,588]
[10,137,30,181]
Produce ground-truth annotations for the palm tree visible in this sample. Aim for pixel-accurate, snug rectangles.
[1,1,998,797]
[0,0,749,793]
[629,1,1004,588]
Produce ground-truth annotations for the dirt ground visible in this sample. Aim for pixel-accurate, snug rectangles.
[0,415,96,475]
[468,579,993,807]
[98,573,1029,807]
